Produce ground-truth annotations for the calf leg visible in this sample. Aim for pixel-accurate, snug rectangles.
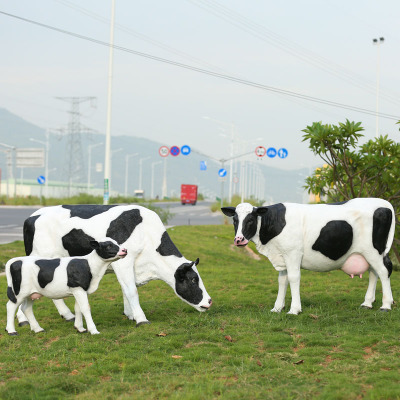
[285,255,303,315]
[112,259,149,326]
[72,289,99,335]
[52,299,75,321]
[21,298,44,333]
[6,298,24,335]
[73,301,86,333]
[361,269,378,309]
[271,270,288,313]
[16,305,29,326]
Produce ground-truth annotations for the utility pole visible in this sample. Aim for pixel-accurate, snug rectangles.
[373,37,384,137]
[56,96,96,196]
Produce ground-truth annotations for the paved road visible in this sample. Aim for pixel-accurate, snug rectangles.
[0,202,223,244]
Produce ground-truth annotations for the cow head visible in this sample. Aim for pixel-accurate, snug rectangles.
[221,203,268,247]
[174,258,213,312]
[90,238,128,261]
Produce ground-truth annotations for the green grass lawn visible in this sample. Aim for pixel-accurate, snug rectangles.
[1,225,400,399]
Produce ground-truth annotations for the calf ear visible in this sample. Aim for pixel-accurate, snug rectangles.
[194,258,199,266]
[89,240,100,250]
[221,207,236,217]
[255,207,269,216]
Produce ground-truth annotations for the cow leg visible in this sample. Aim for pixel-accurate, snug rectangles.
[361,269,378,309]
[21,298,44,333]
[52,299,75,321]
[72,289,99,335]
[368,260,393,311]
[73,301,86,333]
[6,297,26,335]
[112,259,149,326]
[122,291,134,320]
[271,270,288,313]
[285,257,302,315]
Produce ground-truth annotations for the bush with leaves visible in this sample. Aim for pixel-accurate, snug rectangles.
[302,119,400,261]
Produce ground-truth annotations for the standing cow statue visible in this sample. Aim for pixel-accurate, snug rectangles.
[17,204,212,327]
[222,198,395,315]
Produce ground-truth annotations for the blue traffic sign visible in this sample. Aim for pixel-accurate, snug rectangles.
[170,146,180,156]
[37,175,46,185]
[200,161,207,171]
[218,168,227,177]
[278,148,288,158]
[181,145,191,156]
[267,147,277,158]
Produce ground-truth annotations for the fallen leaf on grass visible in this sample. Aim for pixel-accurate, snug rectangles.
[172,355,183,359]
[157,332,168,337]
[224,335,233,342]
[256,360,262,367]
[69,370,79,375]
[293,360,304,365]
[309,314,319,320]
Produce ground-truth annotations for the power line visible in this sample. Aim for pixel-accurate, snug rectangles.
[1,10,399,121]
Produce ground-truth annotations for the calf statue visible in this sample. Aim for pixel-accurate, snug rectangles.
[18,205,212,328]
[6,238,127,335]
[222,198,395,314]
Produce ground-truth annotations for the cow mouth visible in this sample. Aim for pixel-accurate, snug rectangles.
[118,249,128,257]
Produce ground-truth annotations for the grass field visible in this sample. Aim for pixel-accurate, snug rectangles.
[1,225,400,399]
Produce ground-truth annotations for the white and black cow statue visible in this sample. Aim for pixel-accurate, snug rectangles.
[222,198,395,315]
[19,205,212,327]
[6,238,127,335]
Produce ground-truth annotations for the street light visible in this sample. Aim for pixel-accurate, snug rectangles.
[138,157,151,191]
[372,36,384,137]
[110,148,122,195]
[124,153,138,197]
[151,161,162,199]
[87,142,103,191]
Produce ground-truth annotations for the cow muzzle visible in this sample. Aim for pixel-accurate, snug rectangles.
[118,248,128,257]
[200,298,213,310]
[234,236,249,247]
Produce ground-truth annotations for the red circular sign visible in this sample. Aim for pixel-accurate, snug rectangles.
[255,146,266,158]
[159,146,169,157]
[170,146,180,156]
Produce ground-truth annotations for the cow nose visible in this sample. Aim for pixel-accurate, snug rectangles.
[234,236,247,246]
[201,298,212,309]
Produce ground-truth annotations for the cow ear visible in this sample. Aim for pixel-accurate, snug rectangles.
[194,258,199,266]
[255,207,269,216]
[90,240,99,249]
[221,207,236,217]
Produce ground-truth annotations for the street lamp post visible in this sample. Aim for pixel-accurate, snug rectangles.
[87,142,103,191]
[138,157,150,191]
[151,161,162,199]
[373,36,384,137]
[110,148,122,195]
[124,153,138,197]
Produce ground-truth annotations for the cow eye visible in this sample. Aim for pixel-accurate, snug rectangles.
[191,278,197,284]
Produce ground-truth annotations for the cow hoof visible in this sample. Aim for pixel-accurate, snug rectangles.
[379,308,390,312]
[360,305,373,310]
[18,321,30,327]
[136,321,151,328]
[8,332,18,336]
[35,329,46,333]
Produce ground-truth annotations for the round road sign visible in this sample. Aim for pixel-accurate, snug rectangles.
[170,146,180,156]
[159,146,169,157]
[278,148,288,158]
[255,146,266,158]
[37,175,46,184]
[267,147,277,158]
[181,145,191,155]
[218,168,227,177]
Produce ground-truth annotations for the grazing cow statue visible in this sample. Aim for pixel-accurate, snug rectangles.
[18,205,212,327]
[6,238,127,335]
[222,198,395,314]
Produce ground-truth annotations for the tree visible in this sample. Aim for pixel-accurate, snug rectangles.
[302,119,400,261]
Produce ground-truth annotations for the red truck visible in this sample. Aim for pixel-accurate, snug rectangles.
[181,184,198,205]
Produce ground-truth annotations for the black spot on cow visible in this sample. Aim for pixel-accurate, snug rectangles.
[23,215,40,255]
[10,260,23,296]
[106,209,143,244]
[372,207,393,255]
[62,229,95,256]
[7,286,17,303]
[174,260,203,305]
[312,220,353,261]
[326,201,349,206]
[241,211,258,240]
[92,240,120,260]
[258,204,287,245]
[62,205,117,219]
[67,259,92,291]
[35,259,61,288]
[156,231,183,257]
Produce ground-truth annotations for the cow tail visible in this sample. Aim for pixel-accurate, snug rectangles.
[5,261,17,303]
[382,205,395,278]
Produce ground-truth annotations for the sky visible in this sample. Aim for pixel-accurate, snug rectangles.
[1,0,400,171]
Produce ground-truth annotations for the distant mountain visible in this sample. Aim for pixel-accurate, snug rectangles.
[0,108,308,203]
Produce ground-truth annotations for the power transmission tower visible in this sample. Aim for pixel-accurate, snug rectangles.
[56,96,96,196]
